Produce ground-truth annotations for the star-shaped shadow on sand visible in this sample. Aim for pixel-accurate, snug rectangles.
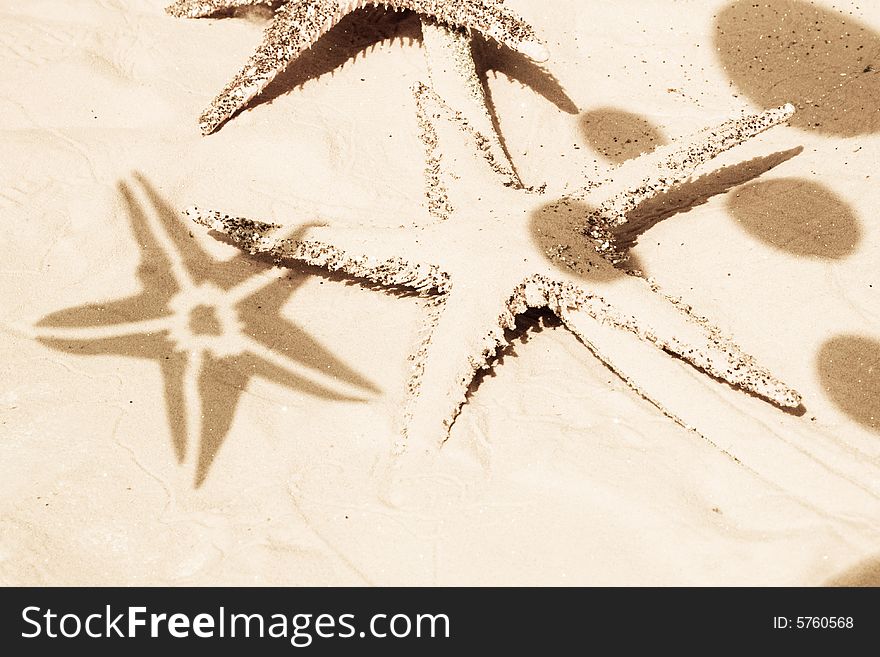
[34,174,377,485]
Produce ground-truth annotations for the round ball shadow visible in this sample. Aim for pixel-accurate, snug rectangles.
[826,554,880,586]
[715,0,880,136]
[529,200,626,282]
[579,108,666,164]
[816,335,880,432]
[726,178,860,259]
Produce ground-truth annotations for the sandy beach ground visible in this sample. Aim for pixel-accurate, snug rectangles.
[1,0,879,585]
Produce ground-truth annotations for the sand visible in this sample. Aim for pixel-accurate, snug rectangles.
[1,0,879,586]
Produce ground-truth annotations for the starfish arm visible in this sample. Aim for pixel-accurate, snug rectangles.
[420,19,520,186]
[412,81,522,222]
[401,283,516,451]
[196,1,345,134]
[543,271,801,408]
[188,207,448,293]
[575,103,796,229]
[166,0,272,18]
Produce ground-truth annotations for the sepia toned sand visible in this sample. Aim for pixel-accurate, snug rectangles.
[1,0,879,585]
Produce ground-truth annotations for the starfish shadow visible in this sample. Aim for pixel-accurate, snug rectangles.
[36,174,378,486]
[473,34,577,115]
[826,553,880,586]
[470,33,578,172]
[609,146,804,253]
[245,9,576,126]
[472,31,578,140]
[253,6,421,109]
[468,307,562,392]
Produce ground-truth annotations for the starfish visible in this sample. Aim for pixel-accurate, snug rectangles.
[32,174,377,485]
[188,83,802,451]
[166,0,547,176]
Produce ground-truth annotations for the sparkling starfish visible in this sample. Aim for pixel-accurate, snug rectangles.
[32,174,377,485]
[188,83,802,451]
[167,0,547,175]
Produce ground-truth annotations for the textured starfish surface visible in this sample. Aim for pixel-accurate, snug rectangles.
[31,175,376,485]
[189,84,801,451]
[167,0,547,151]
